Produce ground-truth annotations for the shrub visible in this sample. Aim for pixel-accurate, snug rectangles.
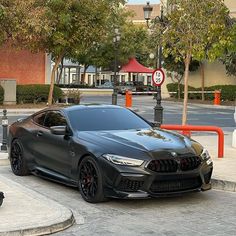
[0,86,4,104]
[16,85,63,104]
[57,84,95,88]
[66,88,82,104]
[204,85,236,101]
[166,83,236,101]
[166,83,196,99]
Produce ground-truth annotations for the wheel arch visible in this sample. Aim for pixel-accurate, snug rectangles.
[74,152,99,178]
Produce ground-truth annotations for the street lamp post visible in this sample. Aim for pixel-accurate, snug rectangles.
[112,28,121,105]
[143,1,164,126]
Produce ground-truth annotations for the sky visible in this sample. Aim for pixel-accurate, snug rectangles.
[127,0,160,4]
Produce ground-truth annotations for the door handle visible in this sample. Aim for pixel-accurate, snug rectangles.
[37,131,43,137]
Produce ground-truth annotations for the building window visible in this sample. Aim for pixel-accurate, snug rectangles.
[88,75,91,85]
[121,75,125,83]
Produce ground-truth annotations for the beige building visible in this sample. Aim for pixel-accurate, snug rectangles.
[225,0,236,17]
[126,1,236,98]
[184,0,236,88]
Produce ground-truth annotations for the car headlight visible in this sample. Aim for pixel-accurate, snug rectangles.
[103,154,144,167]
[201,148,212,165]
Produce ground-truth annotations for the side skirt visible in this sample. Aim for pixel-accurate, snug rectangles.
[32,167,78,188]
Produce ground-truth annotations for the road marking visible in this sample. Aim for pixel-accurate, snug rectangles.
[213,117,233,120]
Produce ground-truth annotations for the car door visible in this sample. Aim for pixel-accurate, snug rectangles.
[34,110,72,177]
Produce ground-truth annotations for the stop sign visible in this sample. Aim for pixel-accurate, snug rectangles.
[152,68,165,87]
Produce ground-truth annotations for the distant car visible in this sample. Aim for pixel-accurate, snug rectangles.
[117,82,136,94]
[8,105,213,203]
[97,81,114,89]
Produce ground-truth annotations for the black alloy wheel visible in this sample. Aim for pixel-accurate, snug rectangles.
[78,156,107,203]
[10,139,29,176]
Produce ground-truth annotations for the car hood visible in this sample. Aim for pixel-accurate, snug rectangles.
[78,128,197,155]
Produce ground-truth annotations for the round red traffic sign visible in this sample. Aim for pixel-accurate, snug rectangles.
[152,68,165,87]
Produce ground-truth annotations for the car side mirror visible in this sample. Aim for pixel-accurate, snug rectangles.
[50,126,67,135]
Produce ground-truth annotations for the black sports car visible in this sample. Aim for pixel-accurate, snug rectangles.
[8,105,213,203]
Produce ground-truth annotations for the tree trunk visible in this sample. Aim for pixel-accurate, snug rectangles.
[48,55,64,106]
[56,57,64,84]
[95,66,98,86]
[182,53,191,125]
[200,61,205,101]
[82,64,89,85]
[177,80,181,100]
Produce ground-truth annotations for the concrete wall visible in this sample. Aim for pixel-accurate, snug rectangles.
[188,61,236,88]
[0,47,46,85]
[224,0,236,17]
[45,54,52,85]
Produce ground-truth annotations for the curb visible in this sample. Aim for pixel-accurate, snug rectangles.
[0,109,42,115]
[163,100,235,110]
[0,212,75,236]
[211,178,236,192]
[0,175,76,236]
[0,153,9,166]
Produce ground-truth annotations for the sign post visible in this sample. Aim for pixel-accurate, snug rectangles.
[152,68,165,87]
[152,68,165,126]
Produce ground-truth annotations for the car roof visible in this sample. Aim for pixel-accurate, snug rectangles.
[63,104,123,112]
[34,105,124,114]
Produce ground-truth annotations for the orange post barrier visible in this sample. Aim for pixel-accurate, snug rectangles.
[182,130,191,137]
[125,90,132,108]
[160,124,224,158]
[214,90,221,105]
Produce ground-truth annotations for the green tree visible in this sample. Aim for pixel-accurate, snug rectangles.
[163,55,199,99]
[221,20,236,77]
[70,14,150,74]
[0,4,6,44]
[160,0,230,125]
[0,0,126,105]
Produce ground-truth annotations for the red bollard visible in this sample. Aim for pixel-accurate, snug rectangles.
[214,90,221,105]
[125,90,132,108]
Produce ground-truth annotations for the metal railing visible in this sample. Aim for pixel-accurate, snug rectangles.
[161,124,224,158]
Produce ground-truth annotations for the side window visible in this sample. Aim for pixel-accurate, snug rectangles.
[33,112,46,126]
[44,111,67,128]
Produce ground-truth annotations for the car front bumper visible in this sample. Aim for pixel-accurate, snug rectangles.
[99,158,213,199]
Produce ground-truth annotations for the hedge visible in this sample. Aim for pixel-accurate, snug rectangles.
[57,84,95,88]
[0,86,4,104]
[166,83,196,99]
[16,85,63,104]
[167,83,236,101]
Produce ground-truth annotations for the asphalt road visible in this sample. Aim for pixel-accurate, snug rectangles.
[80,95,235,131]
[1,166,236,236]
[0,95,235,140]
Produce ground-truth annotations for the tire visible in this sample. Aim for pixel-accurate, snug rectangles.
[10,139,30,176]
[78,156,107,203]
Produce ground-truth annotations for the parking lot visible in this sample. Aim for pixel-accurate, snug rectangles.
[1,165,236,236]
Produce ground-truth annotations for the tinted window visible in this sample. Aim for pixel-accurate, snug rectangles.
[44,111,67,128]
[33,112,46,126]
[68,108,151,131]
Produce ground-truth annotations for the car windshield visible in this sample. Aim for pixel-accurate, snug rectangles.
[68,108,151,131]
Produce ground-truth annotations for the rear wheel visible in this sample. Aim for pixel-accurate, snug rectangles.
[10,139,30,176]
[78,156,107,203]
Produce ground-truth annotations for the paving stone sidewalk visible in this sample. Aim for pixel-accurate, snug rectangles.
[193,131,236,191]
[0,175,74,236]
[0,130,235,235]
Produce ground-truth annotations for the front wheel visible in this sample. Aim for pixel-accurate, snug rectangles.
[10,139,30,176]
[78,156,107,203]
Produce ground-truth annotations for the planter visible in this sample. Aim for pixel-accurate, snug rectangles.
[0,192,4,206]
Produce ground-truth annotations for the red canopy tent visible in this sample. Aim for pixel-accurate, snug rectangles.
[120,58,154,73]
